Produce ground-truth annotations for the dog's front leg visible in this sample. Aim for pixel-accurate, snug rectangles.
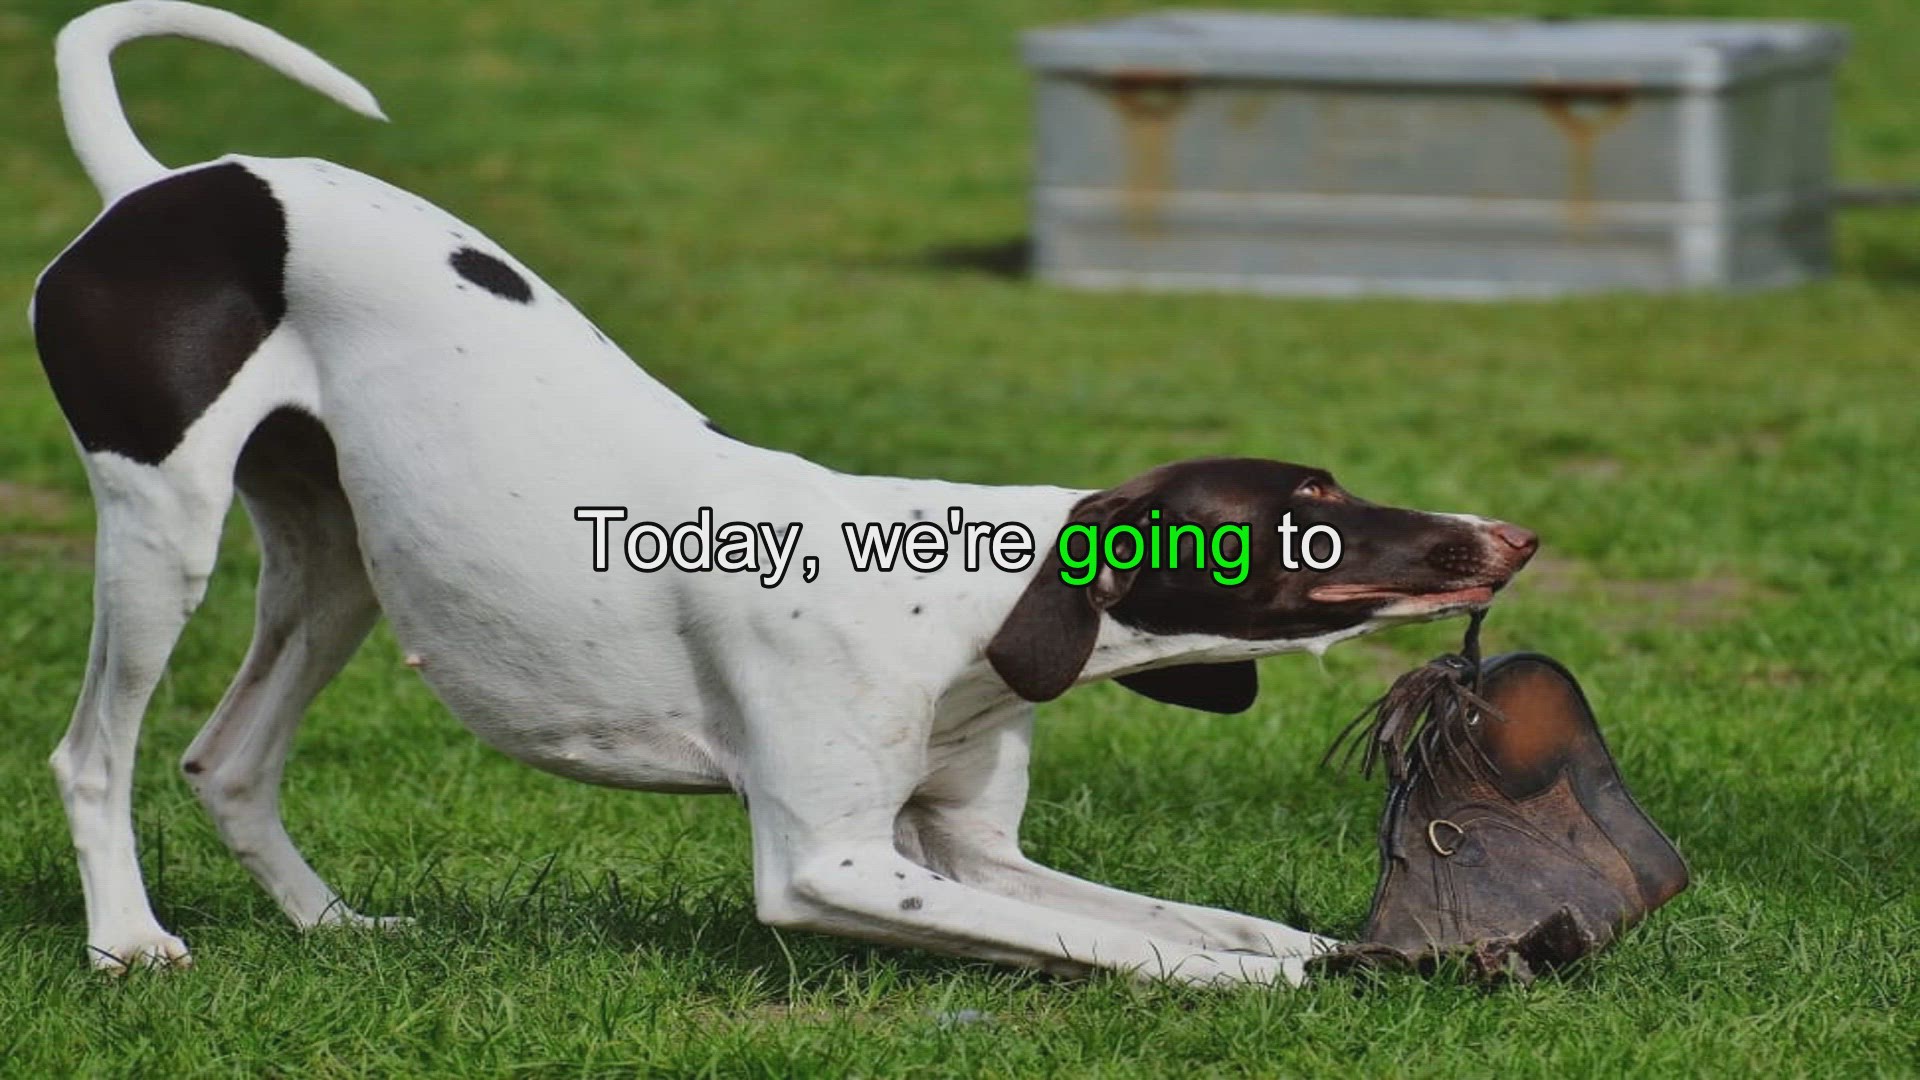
[905,715,1335,961]
[739,698,1301,987]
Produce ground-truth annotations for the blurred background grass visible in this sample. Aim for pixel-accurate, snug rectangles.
[0,1,1915,1074]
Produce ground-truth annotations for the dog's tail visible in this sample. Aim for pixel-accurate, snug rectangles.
[57,1,386,203]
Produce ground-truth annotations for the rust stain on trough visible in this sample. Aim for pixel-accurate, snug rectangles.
[1534,83,1635,232]
[1228,90,1269,129]
[1104,70,1192,232]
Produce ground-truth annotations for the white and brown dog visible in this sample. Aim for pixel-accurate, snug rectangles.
[31,1,1537,982]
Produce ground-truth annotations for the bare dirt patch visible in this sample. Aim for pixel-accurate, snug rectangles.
[1521,554,1769,631]
[1742,663,1808,688]
[0,481,88,566]
[1554,455,1623,480]
[0,480,77,523]
[0,532,91,567]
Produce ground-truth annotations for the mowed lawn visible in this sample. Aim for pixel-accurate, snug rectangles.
[1,0,1916,1074]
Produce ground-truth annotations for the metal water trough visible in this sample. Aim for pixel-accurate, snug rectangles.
[1023,13,1850,298]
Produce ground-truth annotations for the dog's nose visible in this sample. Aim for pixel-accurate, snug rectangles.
[1491,523,1539,562]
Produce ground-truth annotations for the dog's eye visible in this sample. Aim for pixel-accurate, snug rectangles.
[1296,479,1334,500]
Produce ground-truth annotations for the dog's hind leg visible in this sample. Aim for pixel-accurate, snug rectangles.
[34,160,325,968]
[51,443,243,972]
[180,408,388,931]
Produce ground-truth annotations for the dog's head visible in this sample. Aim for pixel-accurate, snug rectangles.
[987,458,1537,713]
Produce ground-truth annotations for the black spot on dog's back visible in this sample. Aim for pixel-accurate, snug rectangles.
[33,163,287,465]
[450,247,532,303]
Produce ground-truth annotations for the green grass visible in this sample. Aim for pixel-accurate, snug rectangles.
[2,0,1917,1074]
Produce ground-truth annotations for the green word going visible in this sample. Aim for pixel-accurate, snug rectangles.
[1059,511,1250,587]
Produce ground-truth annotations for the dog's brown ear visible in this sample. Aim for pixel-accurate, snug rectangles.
[987,492,1145,702]
[1115,662,1259,714]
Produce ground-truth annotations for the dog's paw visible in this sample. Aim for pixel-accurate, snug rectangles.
[1275,955,1309,988]
[1153,949,1305,988]
[336,913,415,933]
[1295,932,1342,959]
[310,908,415,933]
[1224,927,1340,961]
[89,931,192,974]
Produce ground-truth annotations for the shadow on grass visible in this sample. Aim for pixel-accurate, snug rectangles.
[1852,244,1920,286]
[1844,206,1920,286]
[907,228,1920,294]
[906,236,1031,280]
[0,852,1037,993]
[7,763,1909,992]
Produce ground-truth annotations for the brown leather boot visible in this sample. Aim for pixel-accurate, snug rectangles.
[1318,652,1689,983]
